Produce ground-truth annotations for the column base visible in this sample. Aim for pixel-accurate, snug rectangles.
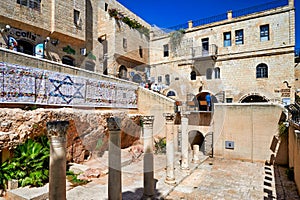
[165,177,176,185]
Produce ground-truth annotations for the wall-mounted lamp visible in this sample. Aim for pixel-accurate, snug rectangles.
[98,34,107,43]
[45,36,50,43]
[0,24,11,33]
[51,39,59,46]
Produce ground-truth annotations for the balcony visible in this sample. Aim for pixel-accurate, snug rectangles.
[191,45,218,60]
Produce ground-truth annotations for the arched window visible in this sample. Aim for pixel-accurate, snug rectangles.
[119,65,127,79]
[256,63,268,78]
[62,56,75,66]
[214,67,220,79]
[165,74,170,86]
[190,71,196,80]
[206,68,212,80]
[167,90,176,97]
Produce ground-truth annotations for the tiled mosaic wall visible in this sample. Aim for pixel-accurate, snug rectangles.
[0,62,138,108]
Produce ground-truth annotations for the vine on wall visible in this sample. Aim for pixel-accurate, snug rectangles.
[108,8,150,38]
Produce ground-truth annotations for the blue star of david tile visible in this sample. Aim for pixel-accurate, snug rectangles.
[49,75,84,104]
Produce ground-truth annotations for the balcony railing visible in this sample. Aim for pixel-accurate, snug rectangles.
[191,45,218,59]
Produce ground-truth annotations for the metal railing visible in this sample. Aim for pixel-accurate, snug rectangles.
[158,0,288,33]
[232,0,288,18]
[191,45,218,58]
[193,13,227,28]
[295,48,300,57]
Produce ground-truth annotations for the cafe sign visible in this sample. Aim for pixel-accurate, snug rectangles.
[8,28,42,42]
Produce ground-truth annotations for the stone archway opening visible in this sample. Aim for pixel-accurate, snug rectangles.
[17,39,34,56]
[119,65,127,80]
[194,91,218,111]
[188,130,205,153]
[240,94,269,103]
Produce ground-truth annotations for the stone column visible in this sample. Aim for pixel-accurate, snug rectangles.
[164,113,176,185]
[192,145,200,164]
[107,117,122,200]
[47,121,69,200]
[181,114,189,170]
[142,116,155,199]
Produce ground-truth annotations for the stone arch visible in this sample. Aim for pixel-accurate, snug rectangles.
[62,55,75,66]
[119,65,127,79]
[194,91,218,111]
[166,90,176,97]
[188,130,205,153]
[17,39,34,55]
[239,93,269,103]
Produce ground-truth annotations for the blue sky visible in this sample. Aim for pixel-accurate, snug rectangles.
[117,0,299,48]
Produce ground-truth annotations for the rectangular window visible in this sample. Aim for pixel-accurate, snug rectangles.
[139,46,143,58]
[163,44,169,57]
[17,0,40,10]
[74,9,81,27]
[226,98,233,103]
[202,38,209,51]
[260,24,269,42]
[235,29,244,45]
[158,76,162,83]
[123,38,127,49]
[165,74,170,86]
[223,32,231,47]
[105,3,108,11]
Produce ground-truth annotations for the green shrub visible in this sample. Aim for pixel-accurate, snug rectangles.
[154,137,166,154]
[0,136,50,189]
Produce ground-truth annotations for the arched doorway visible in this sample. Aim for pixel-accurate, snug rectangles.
[194,91,218,111]
[119,65,127,79]
[17,40,34,55]
[62,56,75,66]
[240,94,269,103]
[188,130,205,153]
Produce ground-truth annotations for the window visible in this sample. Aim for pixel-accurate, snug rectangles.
[74,9,81,27]
[105,3,108,11]
[123,38,127,49]
[202,38,209,55]
[256,63,268,78]
[206,68,212,80]
[158,76,162,83]
[62,56,75,66]
[235,29,244,45]
[165,74,170,86]
[260,24,269,42]
[190,71,196,80]
[226,98,233,103]
[17,0,41,10]
[139,46,143,58]
[223,32,231,47]
[214,67,220,79]
[163,44,169,57]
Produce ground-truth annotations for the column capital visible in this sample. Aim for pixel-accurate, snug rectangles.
[163,113,175,122]
[46,121,69,137]
[141,116,154,126]
[107,117,121,131]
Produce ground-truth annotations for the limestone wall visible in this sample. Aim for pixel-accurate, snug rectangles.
[213,103,283,162]
[0,108,141,164]
[136,87,175,137]
[288,123,300,194]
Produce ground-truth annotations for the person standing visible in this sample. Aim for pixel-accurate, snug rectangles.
[205,93,211,111]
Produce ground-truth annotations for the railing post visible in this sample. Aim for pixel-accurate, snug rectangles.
[164,113,176,185]
[188,20,193,29]
[47,121,69,200]
[227,10,233,20]
[142,115,155,199]
[107,117,122,200]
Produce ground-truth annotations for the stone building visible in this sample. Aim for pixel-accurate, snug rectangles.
[0,0,150,83]
[149,0,296,109]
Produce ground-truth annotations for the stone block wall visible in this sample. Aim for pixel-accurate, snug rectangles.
[213,103,283,162]
[0,108,142,163]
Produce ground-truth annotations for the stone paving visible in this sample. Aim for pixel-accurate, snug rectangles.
[3,152,300,200]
